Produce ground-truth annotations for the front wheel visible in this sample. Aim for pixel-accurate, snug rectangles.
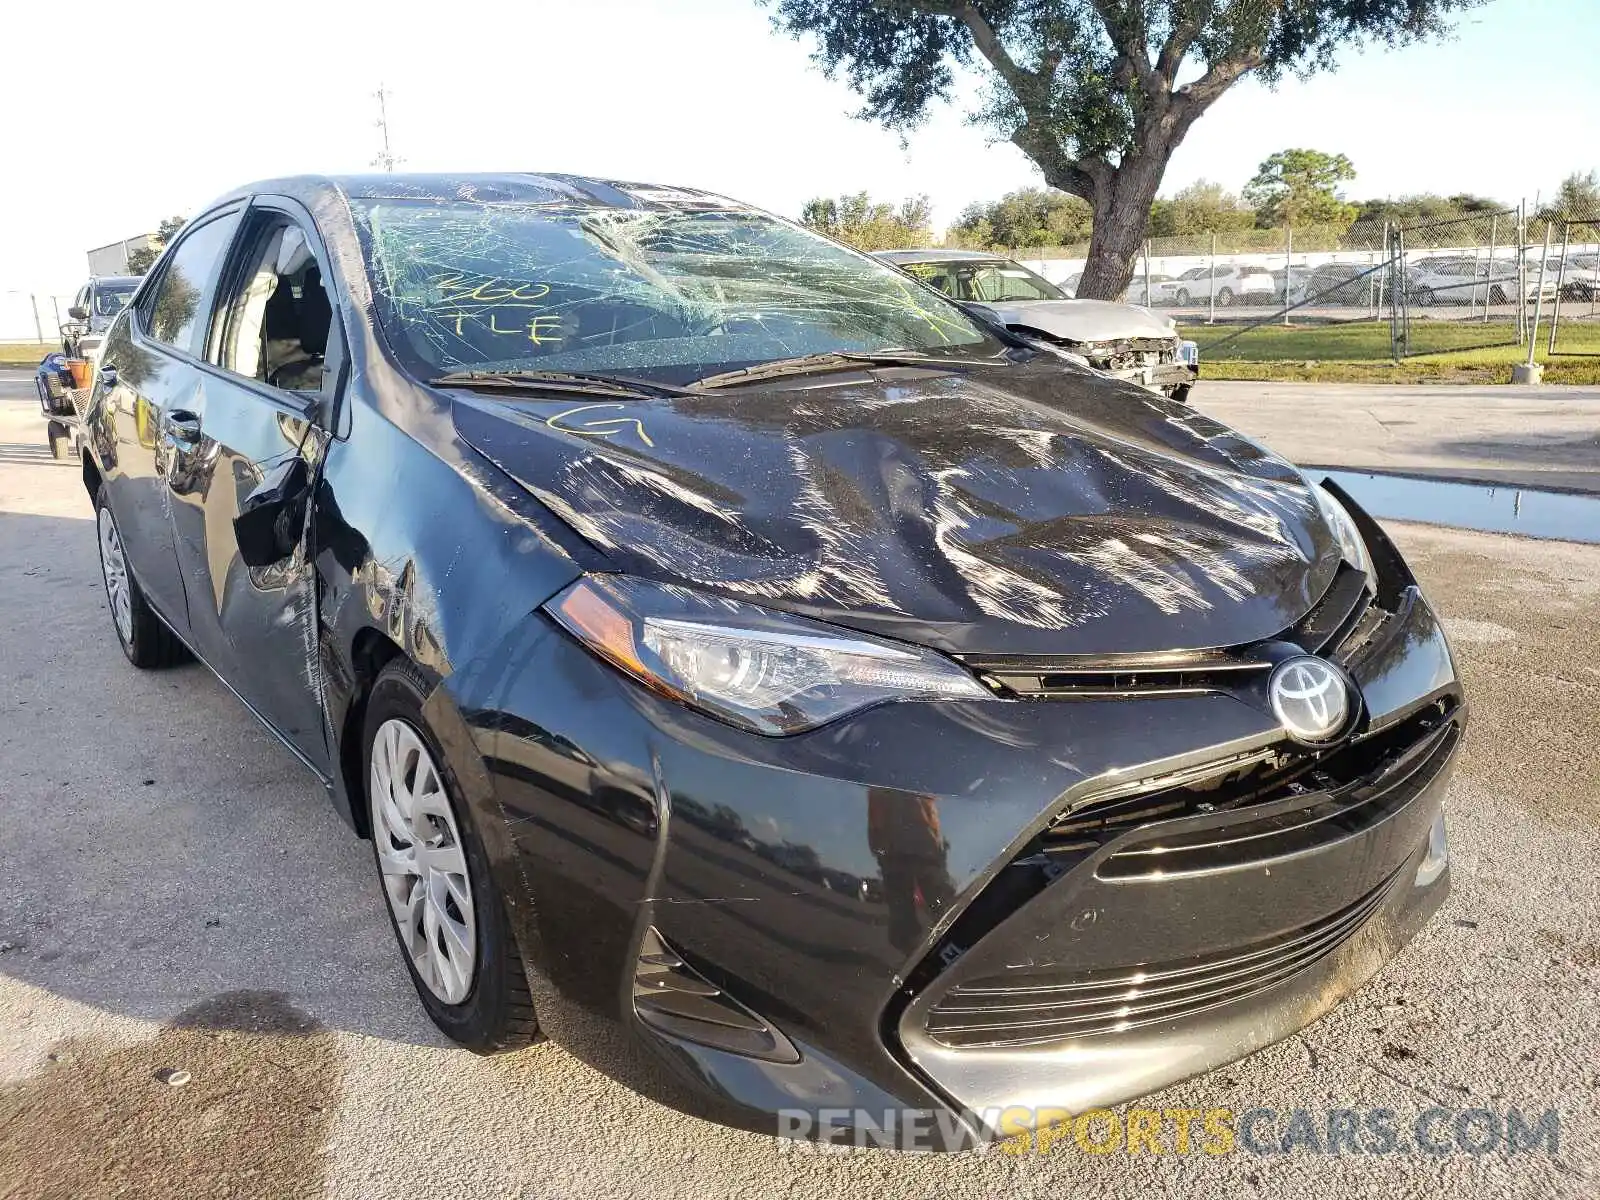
[1413,286,1435,307]
[364,658,539,1052]
[1174,288,1191,306]
[1169,384,1192,404]
[1216,287,1234,308]
[94,487,188,668]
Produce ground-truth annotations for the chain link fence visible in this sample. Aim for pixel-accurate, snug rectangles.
[0,293,76,350]
[1545,216,1600,357]
[1015,194,1600,366]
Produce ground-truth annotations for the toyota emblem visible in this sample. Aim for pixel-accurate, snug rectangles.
[1268,656,1351,744]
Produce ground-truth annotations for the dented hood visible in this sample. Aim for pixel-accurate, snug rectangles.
[975,299,1177,344]
[449,363,1340,656]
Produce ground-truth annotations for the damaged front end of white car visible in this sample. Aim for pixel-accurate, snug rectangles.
[970,298,1200,403]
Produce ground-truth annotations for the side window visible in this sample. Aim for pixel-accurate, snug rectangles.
[144,214,241,352]
[970,268,1003,302]
[945,268,979,301]
[215,217,335,395]
[901,262,951,297]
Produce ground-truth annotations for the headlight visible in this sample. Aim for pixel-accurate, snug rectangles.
[546,575,992,735]
[1314,485,1372,577]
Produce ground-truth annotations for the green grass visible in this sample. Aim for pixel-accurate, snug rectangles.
[0,341,53,368]
[1183,320,1600,385]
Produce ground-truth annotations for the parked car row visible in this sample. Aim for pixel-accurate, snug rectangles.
[1023,251,1600,309]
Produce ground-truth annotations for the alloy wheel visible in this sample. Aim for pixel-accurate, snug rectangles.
[370,718,478,1004]
[97,506,133,644]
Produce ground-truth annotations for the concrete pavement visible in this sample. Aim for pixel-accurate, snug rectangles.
[1195,381,1600,492]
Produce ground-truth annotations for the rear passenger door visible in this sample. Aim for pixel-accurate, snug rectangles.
[97,209,243,633]
[163,199,341,775]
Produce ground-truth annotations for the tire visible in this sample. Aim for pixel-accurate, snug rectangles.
[94,485,189,669]
[1413,286,1435,307]
[48,422,72,461]
[1169,384,1192,404]
[364,658,539,1053]
[1175,288,1191,306]
[1216,288,1234,308]
[1489,285,1507,305]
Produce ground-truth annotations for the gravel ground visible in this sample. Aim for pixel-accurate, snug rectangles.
[0,374,1596,1198]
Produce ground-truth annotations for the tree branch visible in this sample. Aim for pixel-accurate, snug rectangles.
[1155,2,1211,83]
[887,2,1101,199]
[1176,48,1264,111]
[1087,0,1159,95]
[1009,122,1100,201]
[881,1,1037,95]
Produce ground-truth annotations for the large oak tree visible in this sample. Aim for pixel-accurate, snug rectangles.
[764,0,1483,299]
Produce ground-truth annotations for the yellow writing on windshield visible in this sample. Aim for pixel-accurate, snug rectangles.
[432,273,552,305]
[445,312,566,345]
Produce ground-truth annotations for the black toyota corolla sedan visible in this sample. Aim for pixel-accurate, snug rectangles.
[81,173,1462,1149]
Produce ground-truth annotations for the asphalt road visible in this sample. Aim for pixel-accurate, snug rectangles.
[0,372,1596,1199]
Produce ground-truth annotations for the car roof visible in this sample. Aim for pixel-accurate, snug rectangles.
[201,172,750,214]
[872,249,1016,264]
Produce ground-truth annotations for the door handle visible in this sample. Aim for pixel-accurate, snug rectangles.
[165,409,202,445]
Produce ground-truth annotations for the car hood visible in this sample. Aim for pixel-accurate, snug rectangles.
[449,363,1340,656]
[975,300,1177,343]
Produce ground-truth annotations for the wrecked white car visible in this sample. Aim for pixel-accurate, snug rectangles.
[876,249,1199,402]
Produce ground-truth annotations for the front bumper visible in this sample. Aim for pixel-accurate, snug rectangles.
[1105,359,1197,394]
[461,523,1461,1150]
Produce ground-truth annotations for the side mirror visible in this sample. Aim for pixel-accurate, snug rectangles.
[67,305,88,321]
[234,457,310,568]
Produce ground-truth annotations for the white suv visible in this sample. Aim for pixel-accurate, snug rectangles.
[1150,264,1276,307]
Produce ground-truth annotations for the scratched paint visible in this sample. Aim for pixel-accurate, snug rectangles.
[449,353,1341,656]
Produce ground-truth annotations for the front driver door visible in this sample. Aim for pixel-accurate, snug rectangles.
[163,202,340,776]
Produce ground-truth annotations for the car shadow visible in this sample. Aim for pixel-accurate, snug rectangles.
[0,510,450,1052]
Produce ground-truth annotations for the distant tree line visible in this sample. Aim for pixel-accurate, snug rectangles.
[798,193,933,251]
[802,156,1600,254]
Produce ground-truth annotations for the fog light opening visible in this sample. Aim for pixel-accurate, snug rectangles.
[1414,812,1449,887]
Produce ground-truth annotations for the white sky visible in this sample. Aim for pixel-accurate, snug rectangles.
[1,0,1595,294]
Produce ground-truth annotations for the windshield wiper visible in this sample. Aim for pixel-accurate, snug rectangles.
[690,351,994,390]
[430,369,695,400]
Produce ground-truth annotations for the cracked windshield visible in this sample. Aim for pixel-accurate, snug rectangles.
[353,198,992,384]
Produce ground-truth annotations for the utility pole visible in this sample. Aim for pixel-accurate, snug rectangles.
[371,84,403,173]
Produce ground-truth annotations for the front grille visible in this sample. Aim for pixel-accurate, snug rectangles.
[1042,699,1459,874]
[967,565,1376,700]
[924,869,1400,1048]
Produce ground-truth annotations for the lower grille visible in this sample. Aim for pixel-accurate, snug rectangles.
[924,870,1399,1048]
[1043,699,1459,874]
